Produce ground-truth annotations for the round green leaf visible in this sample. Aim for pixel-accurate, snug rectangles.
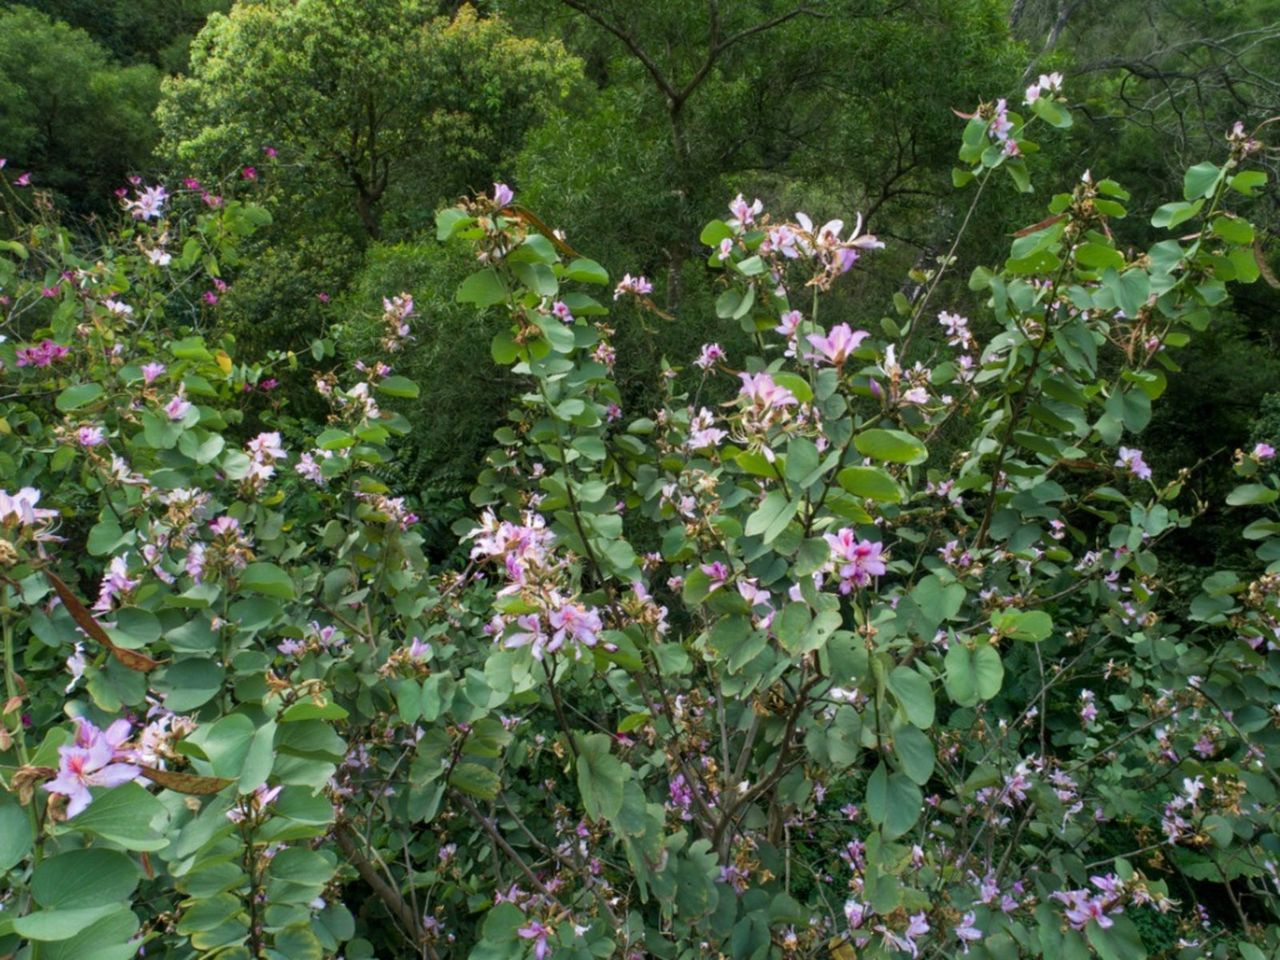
[854,428,928,465]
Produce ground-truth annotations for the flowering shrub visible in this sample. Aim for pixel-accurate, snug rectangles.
[1,91,1278,960]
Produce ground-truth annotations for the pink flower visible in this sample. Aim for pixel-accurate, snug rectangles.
[517,921,552,960]
[77,426,106,447]
[492,182,514,208]
[1253,442,1276,461]
[203,290,219,306]
[141,362,167,385]
[1116,446,1152,481]
[0,487,59,529]
[688,407,727,449]
[694,343,725,370]
[700,561,731,590]
[955,912,982,952]
[15,340,70,368]
[262,146,278,158]
[124,184,167,220]
[165,386,193,421]
[989,98,1014,143]
[806,323,869,367]
[294,449,332,485]
[551,300,574,324]
[727,193,763,228]
[613,273,653,300]
[44,719,140,817]
[15,172,32,187]
[737,371,797,411]
[93,555,138,613]
[775,309,803,339]
[241,166,257,180]
[824,529,885,593]
[548,602,603,658]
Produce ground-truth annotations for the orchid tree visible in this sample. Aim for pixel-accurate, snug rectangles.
[0,79,1277,960]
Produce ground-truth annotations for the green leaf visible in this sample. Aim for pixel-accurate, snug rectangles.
[511,262,558,297]
[1227,483,1277,506]
[456,268,508,307]
[238,719,277,793]
[887,666,935,728]
[991,609,1053,642]
[158,657,224,711]
[1183,162,1222,201]
[55,781,169,850]
[0,800,32,872]
[1228,170,1267,197]
[837,466,903,503]
[1086,915,1147,960]
[238,562,295,599]
[435,208,472,240]
[55,383,104,412]
[576,733,626,821]
[1102,268,1149,317]
[700,220,734,246]
[1211,216,1253,245]
[449,762,501,800]
[169,336,213,361]
[375,375,419,398]
[38,908,141,960]
[854,429,927,465]
[1151,199,1203,229]
[893,724,935,785]
[280,701,349,722]
[565,258,609,285]
[1031,97,1072,128]
[32,849,138,910]
[14,905,120,942]
[315,428,355,451]
[744,490,800,544]
[944,643,1004,707]
[865,763,922,839]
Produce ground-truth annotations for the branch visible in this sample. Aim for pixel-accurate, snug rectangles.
[556,0,679,103]
[334,821,427,948]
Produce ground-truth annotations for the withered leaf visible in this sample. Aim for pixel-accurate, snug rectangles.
[44,571,162,672]
[138,766,234,795]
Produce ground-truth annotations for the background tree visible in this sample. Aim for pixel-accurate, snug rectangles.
[0,6,161,214]
[8,0,232,72]
[157,0,580,241]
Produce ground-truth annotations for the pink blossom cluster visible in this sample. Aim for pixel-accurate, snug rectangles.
[381,293,415,352]
[824,528,886,593]
[44,718,141,818]
[613,273,653,300]
[123,184,168,221]
[758,210,883,289]
[469,510,607,661]
[15,340,70,368]
[245,431,287,488]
